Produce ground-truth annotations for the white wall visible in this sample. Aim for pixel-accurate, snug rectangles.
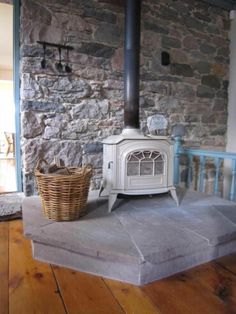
[0,69,12,80]
[0,3,13,73]
[225,11,236,198]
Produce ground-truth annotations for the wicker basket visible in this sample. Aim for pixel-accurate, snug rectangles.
[34,159,93,221]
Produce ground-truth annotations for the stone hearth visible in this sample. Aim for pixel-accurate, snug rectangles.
[23,190,236,285]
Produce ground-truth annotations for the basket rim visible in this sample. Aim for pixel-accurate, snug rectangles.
[34,164,93,179]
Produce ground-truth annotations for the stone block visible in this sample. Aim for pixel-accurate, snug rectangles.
[217,89,228,99]
[197,85,215,98]
[83,142,103,154]
[111,47,124,71]
[143,21,169,34]
[207,25,220,34]
[183,36,198,50]
[82,153,103,168]
[83,7,116,24]
[94,24,121,46]
[21,101,65,113]
[147,114,168,134]
[71,99,109,119]
[202,75,221,89]
[184,16,205,31]
[162,36,181,49]
[158,6,180,23]
[43,126,61,139]
[78,42,115,58]
[170,64,194,77]
[23,139,83,172]
[193,11,211,22]
[218,47,229,57]
[195,61,211,74]
[200,43,216,54]
[171,83,195,99]
[22,111,44,139]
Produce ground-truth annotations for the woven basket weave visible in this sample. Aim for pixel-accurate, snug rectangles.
[34,159,93,221]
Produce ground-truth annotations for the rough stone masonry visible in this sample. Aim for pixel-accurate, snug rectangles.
[20,0,230,195]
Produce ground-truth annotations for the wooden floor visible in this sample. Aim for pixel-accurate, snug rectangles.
[1,221,236,314]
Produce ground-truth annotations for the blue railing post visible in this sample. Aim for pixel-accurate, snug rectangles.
[199,156,206,193]
[174,136,182,186]
[187,154,193,189]
[213,157,222,196]
[14,0,22,191]
[229,159,236,202]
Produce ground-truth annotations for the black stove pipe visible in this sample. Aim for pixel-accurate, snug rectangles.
[124,0,141,129]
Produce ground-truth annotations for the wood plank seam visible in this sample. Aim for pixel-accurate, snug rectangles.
[9,221,65,313]
[101,278,126,314]
[215,260,236,277]
[50,264,69,314]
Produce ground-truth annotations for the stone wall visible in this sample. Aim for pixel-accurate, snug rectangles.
[20,0,230,195]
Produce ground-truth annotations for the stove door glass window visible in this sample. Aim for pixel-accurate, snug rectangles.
[127,151,165,176]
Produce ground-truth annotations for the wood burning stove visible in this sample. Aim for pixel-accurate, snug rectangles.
[100,0,178,211]
[101,132,178,211]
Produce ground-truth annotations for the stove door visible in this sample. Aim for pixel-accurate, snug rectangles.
[125,149,167,191]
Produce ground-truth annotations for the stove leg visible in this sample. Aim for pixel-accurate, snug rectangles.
[108,193,118,213]
[170,188,179,206]
[99,180,104,197]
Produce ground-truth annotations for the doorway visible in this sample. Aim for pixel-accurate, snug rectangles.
[0,1,19,193]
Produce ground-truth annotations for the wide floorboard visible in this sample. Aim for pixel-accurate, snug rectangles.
[0,220,236,314]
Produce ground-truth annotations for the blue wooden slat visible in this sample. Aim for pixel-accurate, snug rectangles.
[174,136,181,185]
[199,156,206,193]
[213,157,222,196]
[187,154,193,189]
[181,148,236,160]
[13,0,22,191]
[229,160,236,202]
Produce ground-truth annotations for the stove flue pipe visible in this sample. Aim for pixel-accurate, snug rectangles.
[124,0,141,130]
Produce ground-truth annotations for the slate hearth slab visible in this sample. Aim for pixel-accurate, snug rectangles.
[143,205,236,246]
[214,205,236,225]
[32,241,141,285]
[178,189,233,207]
[23,190,236,285]
[24,196,141,264]
[140,238,236,284]
[114,211,209,264]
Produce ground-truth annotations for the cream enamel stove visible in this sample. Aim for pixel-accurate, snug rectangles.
[100,129,178,212]
[100,0,178,211]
